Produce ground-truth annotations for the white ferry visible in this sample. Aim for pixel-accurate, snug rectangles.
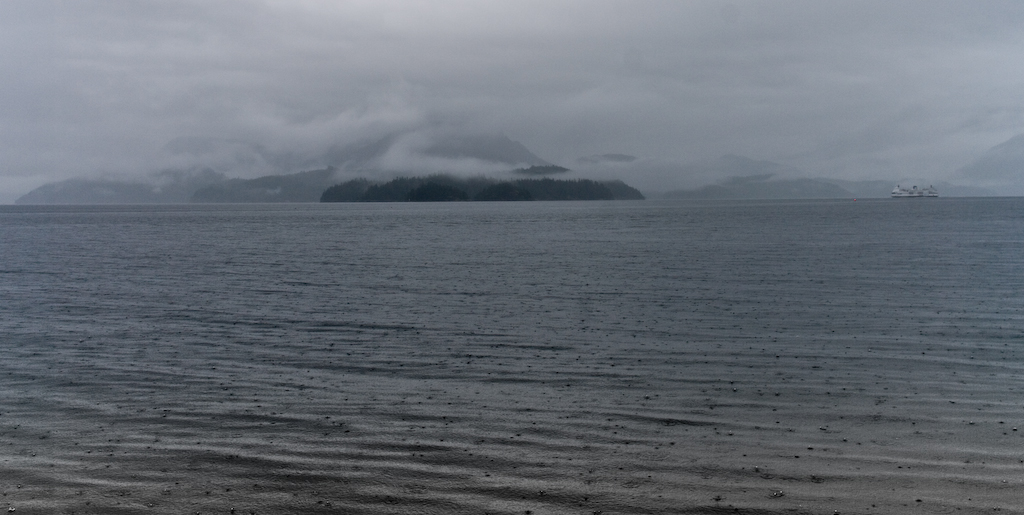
[891,184,938,198]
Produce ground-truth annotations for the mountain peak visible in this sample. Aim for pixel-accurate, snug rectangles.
[958,133,1024,183]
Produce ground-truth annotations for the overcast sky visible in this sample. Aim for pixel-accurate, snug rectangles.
[3,0,1024,202]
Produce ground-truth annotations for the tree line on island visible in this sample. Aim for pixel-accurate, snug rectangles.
[320,175,644,202]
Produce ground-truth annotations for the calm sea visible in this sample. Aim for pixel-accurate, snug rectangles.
[1,198,1022,514]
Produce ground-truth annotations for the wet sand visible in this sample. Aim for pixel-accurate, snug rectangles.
[1,200,1022,514]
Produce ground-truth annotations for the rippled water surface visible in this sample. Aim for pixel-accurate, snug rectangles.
[2,198,1023,514]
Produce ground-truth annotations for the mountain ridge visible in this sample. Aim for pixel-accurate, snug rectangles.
[16,132,558,204]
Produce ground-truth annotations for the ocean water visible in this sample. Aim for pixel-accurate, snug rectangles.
[1,198,1023,514]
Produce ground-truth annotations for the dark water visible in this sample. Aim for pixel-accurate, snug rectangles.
[1,198,1023,514]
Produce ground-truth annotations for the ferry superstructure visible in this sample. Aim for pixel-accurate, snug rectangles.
[891,184,938,198]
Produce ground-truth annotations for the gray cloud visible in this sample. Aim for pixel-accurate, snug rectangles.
[4,0,1024,202]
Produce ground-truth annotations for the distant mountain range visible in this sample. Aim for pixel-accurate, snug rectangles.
[663,174,992,199]
[15,132,1010,204]
[16,132,556,204]
[665,174,850,199]
[660,155,994,199]
[15,168,227,204]
[191,168,337,203]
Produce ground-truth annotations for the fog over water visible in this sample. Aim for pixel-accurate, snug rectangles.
[5,1,1024,202]
[2,199,1023,513]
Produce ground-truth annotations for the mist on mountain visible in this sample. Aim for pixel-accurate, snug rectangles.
[956,134,1024,195]
[191,168,340,203]
[578,154,638,165]
[16,131,557,204]
[14,168,226,205]
[16,130,1004,204]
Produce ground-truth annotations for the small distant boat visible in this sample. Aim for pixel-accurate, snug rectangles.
[891,184,938,198]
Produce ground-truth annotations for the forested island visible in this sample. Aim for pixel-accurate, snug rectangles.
[320,175,644,202]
